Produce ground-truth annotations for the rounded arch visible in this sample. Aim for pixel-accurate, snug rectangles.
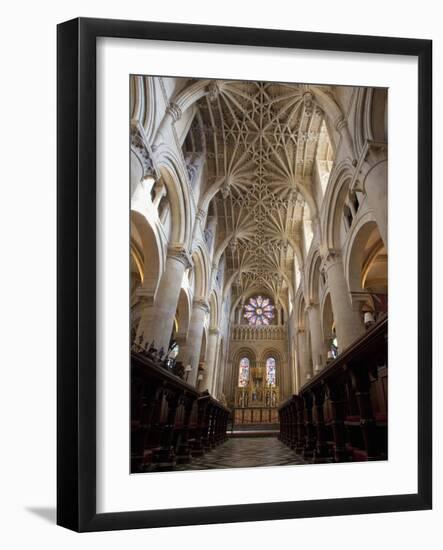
[130,210,163,298]
[130,75,158,143]
[209,290,219,329]
[199,326,208,363]
[260,348,284,388]
[175,287,191,342]
[344,213,380,293]
[154,144,193,248]
[352,87,388,157]
[232,347,256,366]
[259,347,283,364]
[320,291,335,344]
[321,160,355,250]
[191,244,210,300]
[232,347,256,390]
[305,248,322,304]
[172,79,213,115]
[294,289,307,329]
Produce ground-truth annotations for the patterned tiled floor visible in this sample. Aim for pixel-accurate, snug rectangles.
[174,437,305,471]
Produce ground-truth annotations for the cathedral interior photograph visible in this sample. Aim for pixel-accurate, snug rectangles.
[130,76,388,473]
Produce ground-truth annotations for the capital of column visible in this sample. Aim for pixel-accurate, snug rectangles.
[305,301,319,313]
[167,245,192,269]
[207,80,221,103]
[321,248,342,273]
[193,298,210,314]
[363,140,388,165]
[350,140,388,194]
[196,207,206,224]
[166,102,182,122]
[335,116,348,133]
[209,327,220,336]
[130,122,157,180]
[302,91,314,116]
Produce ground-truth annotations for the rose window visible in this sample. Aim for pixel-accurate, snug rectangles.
[244,295,275,326]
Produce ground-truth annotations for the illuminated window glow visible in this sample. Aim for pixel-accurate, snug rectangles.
[238,357,250,387]
[266,357,276,386]
[244,295,275,326]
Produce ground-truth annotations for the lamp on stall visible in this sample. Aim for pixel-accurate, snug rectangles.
[327,350,334,362]
[364,311,375,328]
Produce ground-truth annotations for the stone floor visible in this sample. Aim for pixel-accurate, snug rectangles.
[174,436,305,471]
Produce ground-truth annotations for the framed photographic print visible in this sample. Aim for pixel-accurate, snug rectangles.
[57,17,432,532]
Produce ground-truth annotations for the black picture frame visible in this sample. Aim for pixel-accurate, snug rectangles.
[57,17,432,532]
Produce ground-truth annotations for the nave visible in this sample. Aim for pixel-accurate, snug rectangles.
[130,76,388,473]
[131,316,387,472]
[174,437,305,471]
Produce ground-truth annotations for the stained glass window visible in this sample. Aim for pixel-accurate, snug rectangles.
[244,295,275,326]
[266,357,276,387]
[238,357,250,387]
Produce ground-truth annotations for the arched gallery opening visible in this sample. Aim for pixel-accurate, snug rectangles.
[130,77,388,472]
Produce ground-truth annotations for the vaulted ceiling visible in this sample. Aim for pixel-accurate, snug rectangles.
[184,80,334,305]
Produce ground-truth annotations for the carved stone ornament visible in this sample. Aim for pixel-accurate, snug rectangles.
[321,249,341,272]
[193,299,210,314]
[207,80,220,103]
[167,245,193,269]
[130,123,157,180]
[302,91,314,116]
[166,102,182,122]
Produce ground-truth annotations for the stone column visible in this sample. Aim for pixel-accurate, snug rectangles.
[296,328,312,386]
[153,102,182,148]
[134,288,155,344]
[185,299,210,387]
[130,124,157,199]
[323,251,365,352]
[202,328,220,393]
[359,141,388,249]
[306,302,327,373]
[145,245,192,352]
[237,300,244,324]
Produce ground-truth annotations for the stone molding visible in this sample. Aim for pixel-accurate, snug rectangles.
[130,122,158,180]
[320,248,342,273]
[193,299,210,313]
[166,102,182,122]
[167,245,193,269]
[351,139,388,193]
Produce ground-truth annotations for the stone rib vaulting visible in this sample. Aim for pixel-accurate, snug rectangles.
[130,76,388,472]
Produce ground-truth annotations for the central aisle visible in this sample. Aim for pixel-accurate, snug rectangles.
[175,437,305,471]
